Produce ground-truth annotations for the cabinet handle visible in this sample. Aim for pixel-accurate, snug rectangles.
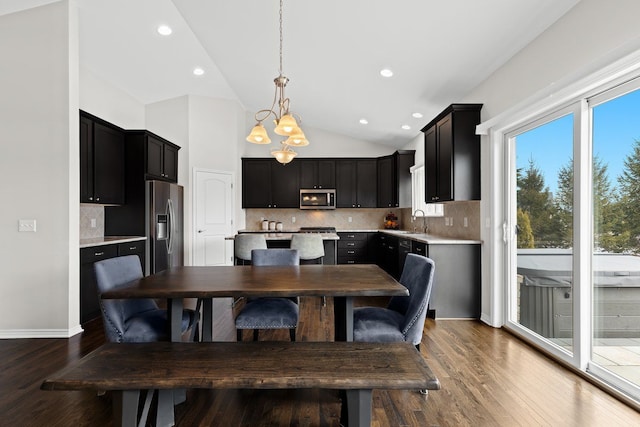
[129,246,136,250]
[96,197,100,201]
[94,251,104,256]
[347,234,355,238]
[347,242,355,246]
[347,250,355,254]
[89,197,93,201]
[347,260,355,264]
[357,204,361,207]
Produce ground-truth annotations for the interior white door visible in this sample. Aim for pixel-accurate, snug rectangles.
[193,169,234,266]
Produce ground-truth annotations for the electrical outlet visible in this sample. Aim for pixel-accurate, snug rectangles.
[444,217,449,226]
[90,218,97,228]
[348,217,352,223]
[463,217,468,228]
[19,219,36,232]
[292,216,296,223]
[449,217,454,227]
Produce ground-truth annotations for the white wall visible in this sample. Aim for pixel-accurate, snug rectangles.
[461,0,640,326]
[79,66,145,129]
[0,1,80,337]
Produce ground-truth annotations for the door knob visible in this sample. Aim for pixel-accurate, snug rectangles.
[197,229,205,233]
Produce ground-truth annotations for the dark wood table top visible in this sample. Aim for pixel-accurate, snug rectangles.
[41,342,440,391]
[101,264,408,299]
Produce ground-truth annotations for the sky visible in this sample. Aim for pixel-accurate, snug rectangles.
[516,88,640,196]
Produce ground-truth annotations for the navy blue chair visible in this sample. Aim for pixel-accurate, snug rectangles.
[353,253,435,351]
[235,249,300,342]
[94,255,198,343]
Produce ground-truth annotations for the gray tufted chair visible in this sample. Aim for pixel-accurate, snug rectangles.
[353,253,435,351]
[290,233,327,305]
[235,249,300,342]
[94,255,198,343]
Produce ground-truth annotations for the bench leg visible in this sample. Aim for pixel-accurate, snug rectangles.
[112,390,139,427]
[156,389,176,427]
[345,389,372,427]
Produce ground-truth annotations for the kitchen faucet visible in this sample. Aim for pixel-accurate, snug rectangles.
[412,209,428,233]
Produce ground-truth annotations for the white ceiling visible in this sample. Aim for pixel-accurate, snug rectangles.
[3,0,580,147]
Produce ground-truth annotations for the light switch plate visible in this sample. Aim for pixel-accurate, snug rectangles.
[19,219,36,232]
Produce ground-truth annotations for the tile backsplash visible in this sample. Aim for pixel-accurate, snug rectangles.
[80,204,104,239]
[245,200,480,240]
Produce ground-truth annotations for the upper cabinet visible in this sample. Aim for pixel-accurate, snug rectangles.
[242,158,300,208]
[299,159,335,189]
[127,131,180,183]
[377,150,415,208]
[422,104,482,203]
[335,159,377,208]
[80,111,125,204]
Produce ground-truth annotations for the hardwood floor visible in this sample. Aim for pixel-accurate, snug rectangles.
[2,296,638,426]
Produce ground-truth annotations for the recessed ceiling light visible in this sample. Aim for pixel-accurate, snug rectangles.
[401,125,411,130]
[412,112,423,119]
[193,67,205,76]
[157,25,172,36]
[359,118,368,125]
[379,69,393,78]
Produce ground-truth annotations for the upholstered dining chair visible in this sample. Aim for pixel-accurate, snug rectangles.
[234,234,267,265]
[290,233,327,305]
[94,255,200,424]
[94,255,199,343]
[353,253,435,351]
[235,248,300,342]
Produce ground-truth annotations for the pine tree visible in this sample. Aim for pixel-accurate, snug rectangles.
[517,158,563,247]
[617,139,640,252]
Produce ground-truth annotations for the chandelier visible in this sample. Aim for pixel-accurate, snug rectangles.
[245,0,308,164]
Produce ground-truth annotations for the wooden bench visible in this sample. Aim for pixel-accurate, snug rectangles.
[41,341,440,427]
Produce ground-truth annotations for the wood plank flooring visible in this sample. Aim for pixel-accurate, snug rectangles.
[1,296,639,426]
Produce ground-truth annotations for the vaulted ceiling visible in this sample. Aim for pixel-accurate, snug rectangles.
[3,0,580,147]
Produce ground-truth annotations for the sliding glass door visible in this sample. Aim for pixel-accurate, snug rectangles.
[589,83,640,393]
[509,110,575,354]
[505,77,640,401]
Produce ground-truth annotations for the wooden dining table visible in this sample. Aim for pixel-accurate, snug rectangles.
[101,264,408,342]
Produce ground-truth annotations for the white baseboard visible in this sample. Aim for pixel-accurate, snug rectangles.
[0,325,84,339]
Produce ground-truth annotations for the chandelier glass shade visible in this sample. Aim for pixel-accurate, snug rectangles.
[245,0,308,164]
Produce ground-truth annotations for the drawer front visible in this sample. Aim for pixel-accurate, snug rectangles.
[338,232,367,241]
[338,247,368,258]
[80,244,118,264]
[412,241,427,256]
[337,256,368,265]
[118,241,145,256]
[338,239,367,249]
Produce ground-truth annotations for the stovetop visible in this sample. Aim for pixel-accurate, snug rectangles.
[298,226,337,233]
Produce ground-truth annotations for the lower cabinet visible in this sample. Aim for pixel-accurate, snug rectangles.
[377,234,399,278]
[337,232,375,264]
[79,241,145,325]
[411,242,481,319]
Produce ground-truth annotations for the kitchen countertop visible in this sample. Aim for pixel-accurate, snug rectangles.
[80,236,146,248]
[227,232,339,241]
[378,229,482,245]
[232,229,481,244]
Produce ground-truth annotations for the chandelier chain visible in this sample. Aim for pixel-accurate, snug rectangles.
[279,0,283,75]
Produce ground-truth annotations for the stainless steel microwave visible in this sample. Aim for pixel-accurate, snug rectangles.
[300,189,336,210]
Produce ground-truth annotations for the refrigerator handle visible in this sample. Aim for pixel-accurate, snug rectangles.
[167,199,174,255]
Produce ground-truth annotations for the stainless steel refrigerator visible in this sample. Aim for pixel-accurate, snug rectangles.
[146,180,184,274]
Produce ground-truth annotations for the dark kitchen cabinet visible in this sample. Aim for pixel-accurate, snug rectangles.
[335,159,377,208]
[80,112,125,204]
[127,130,180,183]
[299,159,335,189]
[242,158,300,208]
[80,241,145,325]
[377,233,399,278]
[337,232,375,264]
[422,104,482,203]
[377,150,415,208]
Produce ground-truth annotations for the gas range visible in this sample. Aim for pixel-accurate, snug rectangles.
[298,227,337,233]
